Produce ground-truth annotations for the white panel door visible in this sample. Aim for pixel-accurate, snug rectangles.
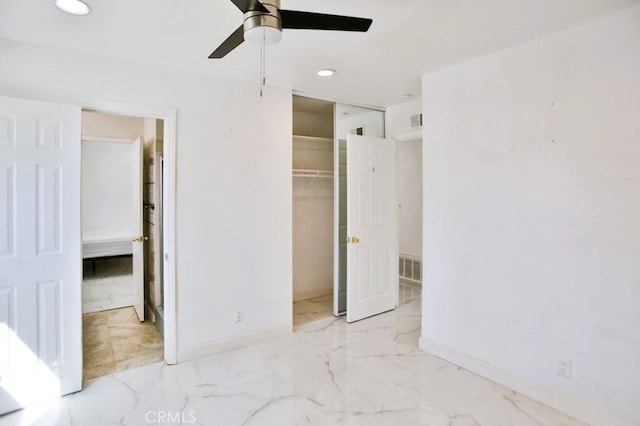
[132,137,144,321]
[0,96,82,414]
[346,135,398,322]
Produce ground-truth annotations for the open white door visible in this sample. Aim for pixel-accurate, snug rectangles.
[346,135,398,323]
[0,96,82,414]
[132,137,144,321]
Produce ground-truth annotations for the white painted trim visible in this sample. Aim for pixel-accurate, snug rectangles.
[293,314,339,332]
[176,326,292,363]
[332,104,341,317]
[76,98,178,365]
[393,128,422,141]
[293,135,333,144]
[293,288,333,303]
[418,337,629,426]
[293,135,333,152]
[293,90,385,113]
[145,301,156,323]
[162,108,177,365]
[82,136,133,144]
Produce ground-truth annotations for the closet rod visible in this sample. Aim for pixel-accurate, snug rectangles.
[292,169,333,179]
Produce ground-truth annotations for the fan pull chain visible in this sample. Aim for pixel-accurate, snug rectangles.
[259,29,267,97]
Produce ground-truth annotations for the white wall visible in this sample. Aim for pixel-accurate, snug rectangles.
[387,100,423,258]
[0,39,293,355]
[293,110,333,139]
[292,130,334,301]
[82,110,144,139]
[292,104,334,301]
[336,106,385,140]
[81,140,135,237]
[397,139,422,258]
[420,7,640,424]
[81,112,144,237]
[385,99,422,138]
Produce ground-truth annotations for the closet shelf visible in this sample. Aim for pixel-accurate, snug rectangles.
[293,135,333,144]
[292,169,333,179]
[293,135,333,152]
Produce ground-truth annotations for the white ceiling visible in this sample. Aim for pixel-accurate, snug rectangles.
[1,0,638,107]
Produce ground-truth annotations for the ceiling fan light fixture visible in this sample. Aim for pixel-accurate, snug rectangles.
[244,25,282,46]
[317,68,337,77]
[54,0,92,15]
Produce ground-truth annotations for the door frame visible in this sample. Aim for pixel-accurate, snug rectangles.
[78,98,177,365]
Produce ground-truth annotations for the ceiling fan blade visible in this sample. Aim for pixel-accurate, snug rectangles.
[209,25,245,58]
[280,10,372,32]
[230,0,268,13]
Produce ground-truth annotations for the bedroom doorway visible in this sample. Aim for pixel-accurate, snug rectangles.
[80,110,166,381]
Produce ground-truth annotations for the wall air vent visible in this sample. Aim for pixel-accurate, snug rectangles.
[399,254,422,283]
[350,126,365,136]
[410,113,423,129]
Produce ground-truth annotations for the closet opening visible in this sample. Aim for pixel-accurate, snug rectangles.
[293,95,395,325]
[80,110,165,382]
[292,96,335,327]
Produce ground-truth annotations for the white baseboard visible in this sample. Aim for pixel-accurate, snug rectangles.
[177,326,292,363]
[418,337,629,426]
[144,302,156,323]
[293,288,332,303]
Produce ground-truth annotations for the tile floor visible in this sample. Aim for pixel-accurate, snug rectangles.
[2,286,583,425]
[82,257,135,314]
[83,307,164,382]
[292,294,333,327]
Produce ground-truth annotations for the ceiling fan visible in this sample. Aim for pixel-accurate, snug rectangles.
[209,0,373,58]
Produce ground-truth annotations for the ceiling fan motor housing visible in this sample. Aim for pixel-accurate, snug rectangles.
[244,0,283,45]
[208,0,372,58]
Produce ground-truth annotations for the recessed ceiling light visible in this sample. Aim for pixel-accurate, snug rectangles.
[54,0,92,16]
[317,68,337,77]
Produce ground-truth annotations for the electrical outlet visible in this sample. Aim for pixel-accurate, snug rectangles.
[234,309,244,323]
[558,359,572,378]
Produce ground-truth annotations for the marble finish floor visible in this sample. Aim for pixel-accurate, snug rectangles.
[82,256,135,314]
[3,299,582,425]
[399,280,422,304]
[83,307,164,382]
